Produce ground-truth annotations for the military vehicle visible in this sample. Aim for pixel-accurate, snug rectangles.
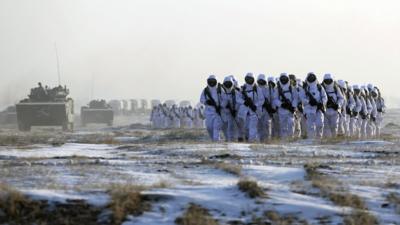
[121,100,130,115]
[151,99,161,108]
[164,100,176,108]
[108,99,123,115]
[130,99,139,113]
[16,83,74,131]
[140,99,148,112]
[0,106,17,125]
[180,100,191,108]
[81,100,113,126]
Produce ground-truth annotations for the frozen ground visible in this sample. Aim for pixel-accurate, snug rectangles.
[0,111,400,224]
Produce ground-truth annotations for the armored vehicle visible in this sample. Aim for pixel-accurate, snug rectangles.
[179,100,191,108]
[151,99,161,108]
[108,99,123,115]
[130,99,139,113]
[140,99,148,112]
[164,100,176,108]
[81,100,113,126]
[16,83,74,131]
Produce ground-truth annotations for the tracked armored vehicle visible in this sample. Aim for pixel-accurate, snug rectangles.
[16,83,74,131]
[81,100,113,126]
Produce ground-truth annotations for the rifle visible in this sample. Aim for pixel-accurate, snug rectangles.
[241,86,258,113]
[346,107,352,116]
[199,109,205,120]
[304,84,325,113]
[225,102,236,117]
[161,106,173,120]
[360,111,368,120]
[263,97,275,117]
[224,88,238,118]
[204,86,222,115]
[171,108,180,119]
[298,103,304,114]
[186,110,194,120]
[326,94,339,111]
[277,84,295,114]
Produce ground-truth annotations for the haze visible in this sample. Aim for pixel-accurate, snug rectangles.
[0,0,399,108]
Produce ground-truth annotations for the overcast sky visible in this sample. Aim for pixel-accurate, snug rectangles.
[0,0,399,108]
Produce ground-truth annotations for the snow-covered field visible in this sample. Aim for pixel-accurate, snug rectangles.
[0,111,400,225]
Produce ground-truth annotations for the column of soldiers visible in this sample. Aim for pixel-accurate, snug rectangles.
[150,104,205,129]
[200,73,386,142]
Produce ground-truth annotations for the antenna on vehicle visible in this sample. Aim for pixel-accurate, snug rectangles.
[90,73,95,100]
[54,42,61,85]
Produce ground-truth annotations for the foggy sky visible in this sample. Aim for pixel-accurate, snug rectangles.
[0,0,399,108]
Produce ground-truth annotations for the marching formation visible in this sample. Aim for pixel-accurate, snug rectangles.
[200,73,386,142]
[150,104,205,129]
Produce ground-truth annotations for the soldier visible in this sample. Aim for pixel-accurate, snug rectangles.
[184,106,194,128]
[238,73,264,142]
[268,76,280,139]
[350,85,363,138]
[296,78,307,139]
[200,75,224,141]
[321,74,344,138]
[221,76,242,141]
[289,75,302,139]
[273,73,298,139]
[35,82,47,101]
[170,105,181,128]
[300,73,328,139]
[373,86,385,137]
[366,85,378,138]
[193,107,204,129]
[257,74,274,141]
[357,87,369,139]
[150,106,161,129]
[337,80,355,137]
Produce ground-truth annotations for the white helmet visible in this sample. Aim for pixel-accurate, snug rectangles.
[257,74,266,81]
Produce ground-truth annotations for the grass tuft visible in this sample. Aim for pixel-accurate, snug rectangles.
[0,183,40,222]
[386,192,400,214]
[108,184,150,225]
[237,179,266,198]
[343,210,378,225]
[303,163,378,224]
[0,183,103,225]
[304,163,367,210]
[247,210,309,225]
[175,203,219,225]
[214,162,242,176]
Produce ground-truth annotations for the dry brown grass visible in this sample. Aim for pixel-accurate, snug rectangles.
[214,162,242,176]
[317,136,359,145]
[237,179,266,198]
[0,182,168,225]
[0,133,65,146]
[151,180,172,189]
[108,184,150,225]
[384,181,399,189]
[304,163,367,210]
[0,183,103,225]
[327,193,366,209]
[386,192,400,214]
[303,163,379,224]
[76,134,119,145]
[247,210,309,225]
[175,203,219,225]
[0,183,40,222]
[343,210,378,225]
